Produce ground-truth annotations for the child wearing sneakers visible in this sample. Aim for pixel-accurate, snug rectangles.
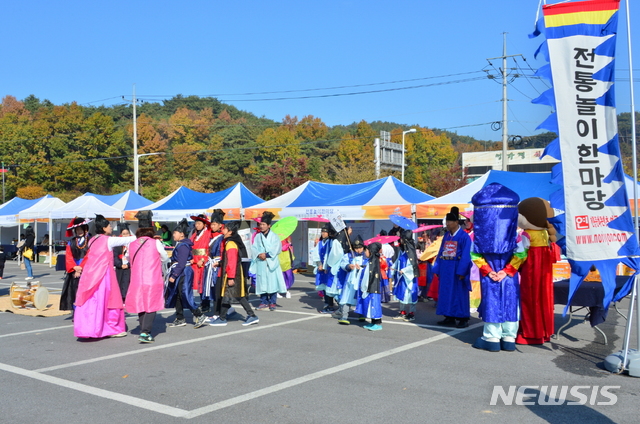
[391,229,420,322]
[355,242,384,331]
[334,236,367,325]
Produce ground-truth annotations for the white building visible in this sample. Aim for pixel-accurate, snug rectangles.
[462,148,559,181]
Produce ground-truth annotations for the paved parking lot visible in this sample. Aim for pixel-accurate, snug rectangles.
[1,261,639,423]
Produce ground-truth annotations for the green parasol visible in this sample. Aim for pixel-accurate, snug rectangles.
[271,216,299,241]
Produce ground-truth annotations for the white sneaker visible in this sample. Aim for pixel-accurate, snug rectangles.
[285,291,292,299]
[25,277,34,280]
[277,293,283,298]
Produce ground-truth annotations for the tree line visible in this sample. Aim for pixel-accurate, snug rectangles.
[0,94,637,202]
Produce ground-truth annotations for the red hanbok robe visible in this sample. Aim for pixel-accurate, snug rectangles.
[516,230,561,345]
[190,228,211,293]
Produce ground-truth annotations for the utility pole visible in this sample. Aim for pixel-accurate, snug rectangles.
[132,84,139,194]
[486,33,522,171]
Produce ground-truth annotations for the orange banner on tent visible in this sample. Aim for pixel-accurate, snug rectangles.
[415,203,472,220]
[362,205,412,220]
[205,208,242,220]
[243,208,283,220]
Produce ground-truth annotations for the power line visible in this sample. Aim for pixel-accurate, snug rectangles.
[130,77,489,103]
[129,71,487,98]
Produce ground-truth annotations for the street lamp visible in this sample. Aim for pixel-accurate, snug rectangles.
[401,128,417,182]
[135,152,166,194]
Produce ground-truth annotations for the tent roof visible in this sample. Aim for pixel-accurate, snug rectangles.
[143,186,220,211]
[0,196,45,215]
[124,183,264,221]
[0,196,48,226]
[421,171,560,205]
[254,177,432,209]
[84,190,153,210]
[417,170,640,219]
[50,196,121,219]
[19,196,66,220]
[245,176,433,220]
[205,183,264,209]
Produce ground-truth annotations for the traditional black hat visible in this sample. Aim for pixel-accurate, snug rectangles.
[210,209,225,224]
[135,210,154,229]
[401,229,414,241]
[94,214,109,231]
[321,222,337,238]
[445,206,460,222]
[352,235,365,249]
[261,211,275,226]
[174,218,190,235]
[225,221,241,233]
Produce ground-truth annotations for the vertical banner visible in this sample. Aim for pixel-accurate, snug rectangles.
[534,0,640,309]
[543,0,636,261]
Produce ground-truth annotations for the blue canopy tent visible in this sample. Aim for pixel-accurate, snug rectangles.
[416,170,640,219]
[84,190,153,211]
[245,176,434,220]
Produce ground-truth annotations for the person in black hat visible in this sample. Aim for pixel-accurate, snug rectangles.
[165,219,208,328]
[392,229,420,322]
[433,206,472,328]
[189,213,212,312]
[209,221,259,327]
[312,222,344,313]
[113,223,131,302]
[334,235,367,324]
[125,210,170,343]
[60,217,93,312]
[201,209,226,316]
[355,242,384,331]
[250,211,287,311]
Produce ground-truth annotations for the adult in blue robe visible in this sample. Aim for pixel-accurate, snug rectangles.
[433,207,472,327]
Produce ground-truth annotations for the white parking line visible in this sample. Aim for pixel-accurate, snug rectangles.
[273,308,463,330]
[34,315,322,373]
[0,324,74,338]
[184,322,484,418]
[0,362,188,418]
[0,322,482,419]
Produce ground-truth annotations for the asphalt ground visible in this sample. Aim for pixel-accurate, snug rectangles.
[1,260,640,424]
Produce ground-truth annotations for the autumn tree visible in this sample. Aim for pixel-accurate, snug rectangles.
[256,157,311,199]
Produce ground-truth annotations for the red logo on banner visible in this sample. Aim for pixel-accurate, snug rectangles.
[575,215,590,230]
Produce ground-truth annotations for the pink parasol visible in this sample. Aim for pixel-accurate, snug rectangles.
[301,215,330,223]
[413,224,442,233]
[364,235,400,246]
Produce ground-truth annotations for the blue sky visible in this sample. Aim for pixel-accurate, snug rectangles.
[2,1,638,141]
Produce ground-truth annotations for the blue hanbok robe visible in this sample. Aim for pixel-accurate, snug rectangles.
[355,259,382,319]
[164,239,198,310]
[338,252,368,306]
[250,229,287,295]
[312,238,344,297]
[473,238,526,323]
[391,251,419,305]
[202,233,224,301]
[433,228,472,318]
